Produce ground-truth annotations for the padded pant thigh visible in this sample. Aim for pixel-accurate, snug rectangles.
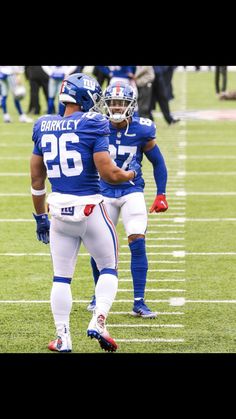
[121,193,147,236]
[82,204,118,272]
[50,217,82,278]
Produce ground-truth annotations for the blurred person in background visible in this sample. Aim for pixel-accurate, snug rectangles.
[0,66,33,123]
[163,66,178,101]
[134,66,155,119]
[92,66,111,88]
[25,66,49,115]
[42,66,77,115]
[215,66,227,94]
[150,66,179,125]
[95,66,137,92]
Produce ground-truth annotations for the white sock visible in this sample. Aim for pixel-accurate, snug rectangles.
[95,274,118,317]
[50,282,72,335]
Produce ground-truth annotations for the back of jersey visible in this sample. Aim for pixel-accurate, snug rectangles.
[32,111,110,196]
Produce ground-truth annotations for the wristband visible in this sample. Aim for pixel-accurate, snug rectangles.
[31,187,47,196]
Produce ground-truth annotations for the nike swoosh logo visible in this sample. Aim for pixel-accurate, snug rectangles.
[160,201,167,207]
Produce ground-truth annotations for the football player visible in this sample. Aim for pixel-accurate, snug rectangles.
[87,81,168,318]
[0,66,33,123]
[30,73,140,352]
[42,66,77,114]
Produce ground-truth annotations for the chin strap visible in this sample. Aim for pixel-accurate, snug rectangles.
[124,118,136,136]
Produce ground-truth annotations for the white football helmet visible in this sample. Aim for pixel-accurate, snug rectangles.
[13,85,26,101]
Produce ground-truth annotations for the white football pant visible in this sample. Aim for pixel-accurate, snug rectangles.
[103,192,147,236]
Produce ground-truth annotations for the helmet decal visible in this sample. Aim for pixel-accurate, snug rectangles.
[59,73,102,112]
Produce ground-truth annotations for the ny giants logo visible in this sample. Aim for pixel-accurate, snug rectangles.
[61,207,75,216]
[83,79,95,90]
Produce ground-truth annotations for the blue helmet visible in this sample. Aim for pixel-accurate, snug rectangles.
[59,73,102,112]
[103,81,137,123]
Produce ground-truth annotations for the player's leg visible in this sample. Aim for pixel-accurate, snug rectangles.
[87,198,120,311]
[83,202,119,351]
[47,78,56,114]
[121,192,157,318]
[7,73,33,122]
[0,78,11,122]
[48,217,83,352]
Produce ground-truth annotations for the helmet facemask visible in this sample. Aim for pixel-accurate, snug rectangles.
[87,90,103,113]
[103,83,137,123]
[104,97,136,123]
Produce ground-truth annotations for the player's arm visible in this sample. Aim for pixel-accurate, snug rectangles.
[30,153,50,244]
[143,139,168,213]
[30,154,47,214]
[93,151,138,184]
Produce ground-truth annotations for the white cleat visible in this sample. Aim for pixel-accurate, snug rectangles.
[19,114,33,123]
[3,113,11,123]
[87,312,118,352]
[48,333,72,353]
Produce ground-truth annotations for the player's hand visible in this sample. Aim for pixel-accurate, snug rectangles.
[33,213,50,244]
[51,72,65,80]
[149,194,168,213]
[127,155,141,179]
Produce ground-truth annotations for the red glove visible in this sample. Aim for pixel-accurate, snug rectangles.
[149,194,168,213]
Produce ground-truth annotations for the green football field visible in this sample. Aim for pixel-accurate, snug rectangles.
[0,69,236,353]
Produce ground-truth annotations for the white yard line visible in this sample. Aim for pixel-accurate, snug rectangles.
[0,193,30,197]
[119,262,185,265]
[121,245,185,248]
[118,289,185,292]
[174,218,236,222]
[107,324,184,328]
[119,279,186,282]
[0,219,34,222]
[0,298,235,304]
[147,224,185,227]
[109,311,185,315]
[0,173,29,176]
[0,157,29,160]
[119,269,185,272]
[178,171,236,176]
[178,155,236,159]
[176,191,236,196]
[116,339,184,343]
[0,252,184,257]
[146,231,185,234]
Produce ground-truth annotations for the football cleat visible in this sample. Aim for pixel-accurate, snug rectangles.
[87,313,118,352]
[3,113,11,123]
[19,114,33,123]
[131,299,157,319]
[48,334,72,353]
[87,295,96,312]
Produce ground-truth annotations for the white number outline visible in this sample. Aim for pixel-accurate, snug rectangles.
[109,144,137,169]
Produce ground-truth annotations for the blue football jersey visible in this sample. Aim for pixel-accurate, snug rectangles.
[32,111,110,196]
[100,117,156,198]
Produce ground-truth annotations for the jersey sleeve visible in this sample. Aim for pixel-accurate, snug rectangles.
[83,112,110,153]
[144,119,156,140]
[32,118,43,156]
[138,118,156,147]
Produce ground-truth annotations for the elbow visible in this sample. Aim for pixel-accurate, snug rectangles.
[31,176,45,190]
[103,173,120,184]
